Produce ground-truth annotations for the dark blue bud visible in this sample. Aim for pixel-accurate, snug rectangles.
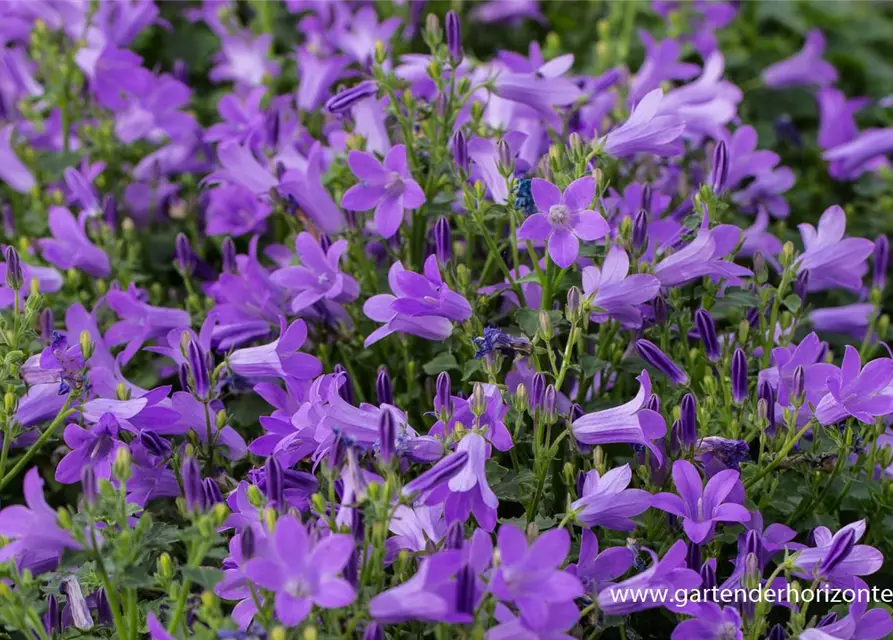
[240,528,256,561]
[445,11,462,65]
[178,363,190,394]
[444,521,464,549]
[4,245,22,290]
[641,185,653,212]
[318,233,332,254]
[686,541,701,570]
[530,372,546,409]
[700,561,716,592]
[792,365,805,403]
[874,235,888,290]
[436,372,452,417]
[264,456,284,509]
[187,339,210,399]
[325,81,378,114]
[695,309,720,362]
[44,594,60,635]
[203,478,223,506]
[102,194,117,230]
[175,233,195,275]
[636,339,689,386]
[334,364,354,404]
[653,295,668,325]
[39,308,54,343]
[632,208,648,253]
[363,623,384,640]
[456,565,475,616]
[794,269,809,303]
[758,380,776,430]
[768,624,786,640]
[452,129,468,173]
[680,393,697,446]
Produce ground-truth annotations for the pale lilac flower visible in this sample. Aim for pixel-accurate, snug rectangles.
[810,303,874,337]
[341,145,425,239]
[582,246,660,327]
[601,89,685,158]
[793,520,883,587]
[761,29,837,88]
[0,124,36,193]
[566,528,634,594]
[629,32,699,103]
[814,347,893,425]
[672,602,742,640]
[228,317,323,381]
[38,207,110,278]
[210,33,280,87]
[517,177,609,268]
[570,464,652,530]
[797,205,873,292]
[823,129,893,181]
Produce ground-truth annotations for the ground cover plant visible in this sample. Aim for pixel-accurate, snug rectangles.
[3,1,893,638]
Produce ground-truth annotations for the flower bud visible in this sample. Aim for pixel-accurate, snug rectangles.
[178,363,190,393]
[324,81,378,114]
[452,129,468,173]
[44,593,60,635]
[436,371,452,418]
[240,528,256,560]
[680,393,697,446]
[566,286,581,321]
[513,383,528,412]
[752,250,768,284]
[265,456,284,509]
[187,339,210,399]
[819,528,855,576]
[444,520,464,550]
[636,340,688,386]
[376,367,393,405]
[731,348,748,404]
[181,456,204,512]
[874,235,889,290]
[456,565,475,616]
[768,624,786,640]
[710,140,728,193]
[62,577,93,630]
[543,384,557,422]
[81,466,97,505]
[363,623,384,640]
[203,478,223,506]
[791,365,805,404]
[641,185,653,212]
[221,237,237,274]
[39,308,54,342]
[79,329,93,361]
[435,217,451,264]
[445,10,462,65]
[113,446,132,482]
[794,269,809,303]
[700,560,716,592]
[530,373,546,409]
[686,541,701,570]
[695,309,720,362]
[497,138,513,174]
[653,295,668,325]
[175,232,195,275]
[471,382,487,417]
[538,310,553,340]
[4,245,22,291]
[102,194,117,230]
[632,208,648,253]
[378,409,396,464]
[425,13,442,45]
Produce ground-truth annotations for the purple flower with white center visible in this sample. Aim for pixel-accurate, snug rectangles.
[814,347,893,426]
[114,73,197,144]
[806,578,893,640]
[55,413,127,484]
[597,540,701,615]
[340,145,425,239]
[271,232,359,313]
[210,33,280,87]
[672,602,743,640]
[761,29,837,89]
[759,332,836,409]
[654,212,752,287]
[489,525,584,631]
[797,205,873,292]
[516,177,609,269]
[363,255,472,347]
[229,317,322,382]
[581,246,660,328]
[333,6,400,65]
[566,528,634,594]
[0,467,81,574]
[37,206,110,278]
[570,464,652,530]
[652,460,750,544]
[244,515,355,626]
[573,370,667,463]
[793,520,883,588]
[217,532,268,630]
[601,89,686,158]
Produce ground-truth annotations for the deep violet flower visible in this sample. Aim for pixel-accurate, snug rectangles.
[814,347,893,425]
[761,29,837,89]
[271,232,359,313]
[425,432,499,531]
[341,145,425,239]
[793,520,883,587]
[652,460,750,544]
[797,205,873,292]
[105,287,191,363]
[0,468,81,573]
[636,339,689,386]
[573,370,667,463]
[570,464,652,530]
[244,515,355,626]
[228,317,323,381]
[565,528,634,594]
[363,255,472,347]
[38,206,110,277]
[516,177,609,268]
[581,245,660,328]
[55,413,127,484]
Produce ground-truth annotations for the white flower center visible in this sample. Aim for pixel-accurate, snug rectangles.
[548,204,571,227]
[284,578,310,599]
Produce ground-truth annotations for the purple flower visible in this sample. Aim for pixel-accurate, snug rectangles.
[114,73,197,144]
[0,124,36,193]
[566,528,634,594]
[229,317,322,381]
[491,70,582,115]
[823,129,893,181]
[245,515,355,626]
[761,29,837,88]
[333,6,400,65]
[204,184,272,237]
[732,164,796,219]
[205,87,267,148]
[20,331,87,395]
[759,332,837,408]
[517,177,609,268]
[55,413,127,484]
[271,232,359,313]
[106,287,191,363]
[340,145,425,239]
[793,520,883,587]
[489,525,584,629]
[296,47,347,112]
[601,89,685,158]
[723,126,781,191]
[467,131,527,205]
[573,370,667,463]
[430,432,499,531]
[570,464,651,530]
[814,347,893,425]
[629,32,700,103]
[817,88,867,152]
[597,540,701,615]
[810,303,875,337]
[807,578,893,640]
[672,602,742,640]
[38,206,110,277]
[386,505,447,560]
[431,383,513,452]
[636,339,689,386]
[0,468,80,573]
[470,0,545,24]
[654,213,752,287]
[62,167,101,217]
[797,205,873,292]
[210,33,280,87]
[363,255,472,347]
[652,460,750,544]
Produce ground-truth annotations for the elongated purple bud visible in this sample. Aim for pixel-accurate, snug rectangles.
[700,561,716,591]
[435,217,451,264]
[240,527,256,560]
[436,371,452,416]
[221,237,237,274]
[39,308,54,342]
[444,520,464,549]
[680,393,697,446]
[363,623,384,640]
[497,138,513,173]
[378,409,396,463]
[187,339,210,399]
[632,208,648,253]
[102,194,117,230]
[636,339,689,385]
[325,81,378,114]
[744,529,763,560]
[376,367,393,405]
[175,232,195,275]
[265,456,284,508]
[794,269,809,303]
[792,365,805,403]
[266,109,281,149]
[181,456,204,512]
[758,380,776,430]
[82,466,97,505]
[695,309,720,361]
[641,185,653,212]
[543,384,557,421]
[768,624,786,640]
[819,529,855,576]
[653,295,667,325]
[645,395,660,413]
[711,140,728,193]
[402,451,469,496]
[329,431,348,469]
[203,477,223,506]
[4,245,22,290]
[686,541,701,570]
[456,565,475,616]
[44,593,60,635]
[452,129,468,173]
[445,10,462,64]
[530,372,546,408]
[731,348,748,404]
[334,364,354,404]
[178,363,190,393]
[874,235,888,290]
[669,419,683,455]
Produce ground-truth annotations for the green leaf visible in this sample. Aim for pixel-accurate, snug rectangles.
[462,359,483,381]
[713,288,759,313]
[423,352,459,375]
[783,294,802,314]
[182,566,224,590]
[580,355,605,377]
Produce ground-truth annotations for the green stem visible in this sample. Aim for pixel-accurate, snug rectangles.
[0,396,75,492]
[166,538,213,634]
[744,420,814,490]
